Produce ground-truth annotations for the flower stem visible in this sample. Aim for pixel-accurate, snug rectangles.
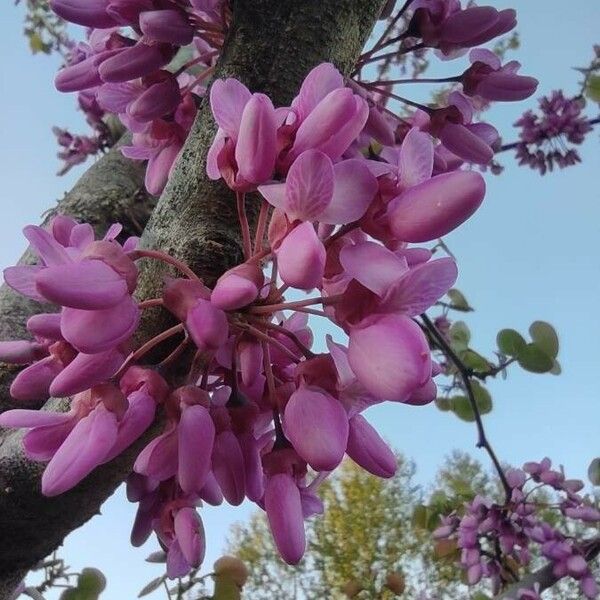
[236,192,252,261]
[129,249,199,280]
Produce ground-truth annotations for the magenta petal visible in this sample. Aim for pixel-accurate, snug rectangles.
[4,266,47,302]
[477,72,539,102]
[346,414,396,478]
[102,389,156,463]
[145,141,181,196]
[388,171,485,242]
[405,378,437,405]
[99,43,173,84]
[211,271,260,311]
[24,420,76,461]
[134,428,178,481]
[257,182,287,212]
[23,225,71,266]
[265,473,306,565]
[284,150,334,222]
[174,507,205,567]
[186,299,228,352]
[27,313,63,340]
[284,387,348,471]
[139,10,194,45]
[11,356,63,403]
[0,340,45,365]
[277,223,325,290]
[61,296,139,354]
[210,78,252,139]
[35,260,127,310]
[439,122,493,164]
[0,408,73,429]
[348,315,431,401]
[236,94,278,185]
[317,159,377,225]
[199,471,224,506]
[50,348,124,397]
[381,257,458,316]
[440,6,499,43]
[211,430,246,505]
[399,128,434,187]
[340,241,408,297]
[239,432,264,502]
[50,0,116,27]
[128,77,181,121]
[178,404,215,494]
[292,63,343,119]
[42,406,118,496]
[166,540,190,579]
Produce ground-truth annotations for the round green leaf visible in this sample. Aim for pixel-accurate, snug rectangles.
[586,74,600,103]
[472,381,493,415]
[517,343,554,373]
[460,349,492,372]
[447,288,471,311]
[451,396,475,422]
[588,458,600,486]
[496,329,526,357]
[449,321,470,352]
[78,569,106,595]
[529,321,559,358]
[435,397,452,412]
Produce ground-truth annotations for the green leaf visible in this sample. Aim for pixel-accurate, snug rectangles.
[450,396,475,422]
[60,569,106,600]
[471,381,493,415]
[586,74,600,103]
[588,458,600,486]
[412,504,428,529]
[449,321,470,352]
[28,32,47,54]
[496,329,526,356]
[447,288,472,311]
[435,397,452,412]
[473,594,493,600]
[460,349,491,372]
[517,343,554,373]
[529,321,559,358]
[138,576,165,598]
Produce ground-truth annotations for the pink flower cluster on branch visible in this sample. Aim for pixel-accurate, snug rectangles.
[434,458,600,598]
[0,59,494,576]
[514,91,594,175]
[50,0,227,193]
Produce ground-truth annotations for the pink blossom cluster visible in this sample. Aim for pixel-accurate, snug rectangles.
[47,0,540,194]
[50,0,227,194]
[434,458,600,598]
[0,52,536,576]
[514,90,593,175]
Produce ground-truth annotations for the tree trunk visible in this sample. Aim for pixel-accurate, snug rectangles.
[0,0,384,594]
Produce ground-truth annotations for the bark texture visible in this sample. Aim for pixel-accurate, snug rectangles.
[0,0,384,594]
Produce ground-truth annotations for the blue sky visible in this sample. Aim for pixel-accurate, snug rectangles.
[1,2,599,598]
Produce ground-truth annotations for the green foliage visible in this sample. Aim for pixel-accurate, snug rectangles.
[60,568,106,600]
[446,288,472,312]
[586,74,600,103]
[496,329,526,357]
[496,321,559,374]
[588,458,600,486]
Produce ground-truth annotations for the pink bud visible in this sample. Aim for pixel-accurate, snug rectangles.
[99,43,175,84]
[211,264,263,310]
[284,387,348,471]
[264,473,306,565]
[50,0,116,28]
[387,171,485,242]
[346,414,396,478]
[276,222,325,290]
[139,10,194,45]
[348,315,431,402]
[186,299,228,353]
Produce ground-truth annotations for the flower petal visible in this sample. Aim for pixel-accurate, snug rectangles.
[399,128,434,188]
[209,78,251,139]
[317,159,377,225]
[42,406,118,496]
[284,387,348,471]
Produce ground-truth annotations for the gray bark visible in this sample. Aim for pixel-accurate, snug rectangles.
[0,0,384,595]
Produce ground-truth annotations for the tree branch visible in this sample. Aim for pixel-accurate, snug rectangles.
[0,0,386,593]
